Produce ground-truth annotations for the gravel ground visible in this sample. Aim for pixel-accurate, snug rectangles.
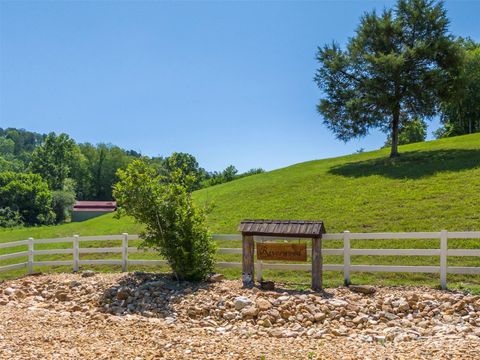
[0,272,479,359]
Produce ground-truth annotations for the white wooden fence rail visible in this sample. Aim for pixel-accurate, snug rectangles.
[0,230,479,289]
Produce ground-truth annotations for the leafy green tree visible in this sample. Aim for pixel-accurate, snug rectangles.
[384,117,427,147]
[29,133,81,190]
[79,143,135,200]
[0,128,47,168]
[0,138,15,155]
[222,165,238,182]
[0,172,55,225]
[163,152,206,191]
[315,0,462,157]
[243,168,265,176]
[113,160,216,281]
[52,178,77,223]
[0,127,46,156]
[0,156,24,172]
[235,168,265,181]
[202,166,264,187]
[436,41,480,138]
[0,207,23,228]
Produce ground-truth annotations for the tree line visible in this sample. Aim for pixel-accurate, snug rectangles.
[0,127,263,227]
[315,0,480,156]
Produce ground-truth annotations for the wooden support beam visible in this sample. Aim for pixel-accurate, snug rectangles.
[312,237,323,291]
[242,234,255,287]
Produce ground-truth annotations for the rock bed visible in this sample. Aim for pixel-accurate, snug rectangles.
[0,272,479,359]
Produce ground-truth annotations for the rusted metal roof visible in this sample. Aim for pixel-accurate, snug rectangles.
[238,220,326,238]
[73,201,117,212]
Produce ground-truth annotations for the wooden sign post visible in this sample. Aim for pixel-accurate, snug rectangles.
[239,220,326,291]
[311,237,322,291]
[242,234,255,286]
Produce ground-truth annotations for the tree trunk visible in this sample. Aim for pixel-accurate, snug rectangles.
[390,107,400,158]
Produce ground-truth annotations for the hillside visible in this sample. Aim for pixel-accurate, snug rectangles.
[1,133,479,242]
[194,133,480,233]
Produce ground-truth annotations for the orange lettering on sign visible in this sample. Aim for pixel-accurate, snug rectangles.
[256,243,307,262]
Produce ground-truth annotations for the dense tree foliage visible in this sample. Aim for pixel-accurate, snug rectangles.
[436,39,480,138]
[0,207,23,228]
[0,128,46,158]
[384,118,427,147]
[203,166,264,187]
[315,0,462,157]
[0,155,24,172]
[114,160,216,281]
[29,133,81,190]
[52,179,77,223]
[0,172,54,226]
[0,127,260,227]
[78,143,138,200]
[162,152,206,192]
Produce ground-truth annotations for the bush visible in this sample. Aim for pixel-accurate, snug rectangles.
[384,118,427,147]
[0,172,55,226]
[52,178,76,223]
[113,159,216,281]
[0,207,23,228]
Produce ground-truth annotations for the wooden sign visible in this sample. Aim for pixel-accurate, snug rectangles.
[257,243,307,262]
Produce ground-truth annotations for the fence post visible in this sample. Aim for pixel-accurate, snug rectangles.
[122,233,128,272]
[73,235,79,272]
[440,230,448,290]
[343,231,351,286]
[27,237,34,274]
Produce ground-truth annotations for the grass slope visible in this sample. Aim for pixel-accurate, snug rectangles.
[195,133,480,233]
[0,213,141,243]
[1,133,480,291]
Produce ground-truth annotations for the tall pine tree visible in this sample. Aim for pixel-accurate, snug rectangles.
[315,0,462,157]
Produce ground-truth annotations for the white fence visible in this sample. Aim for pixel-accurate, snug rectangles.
[1,230,480,289]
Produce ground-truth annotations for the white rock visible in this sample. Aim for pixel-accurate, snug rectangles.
[282,330,298,338]
[3,287,15,296]
[234,296,253,310]
[165,317,176,324]
[328,299,348,307]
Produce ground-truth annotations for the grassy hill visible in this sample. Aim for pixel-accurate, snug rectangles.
[0,212,141,243]
[1,133,480,290]
[2,132,478,241]
[195,133,480,233]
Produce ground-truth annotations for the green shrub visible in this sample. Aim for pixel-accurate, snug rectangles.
[52,178,76,223]
[113,159,216,281]
[0,172,55,225]
[0,207,23,228]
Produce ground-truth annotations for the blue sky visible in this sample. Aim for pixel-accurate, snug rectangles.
[1,1,479,172]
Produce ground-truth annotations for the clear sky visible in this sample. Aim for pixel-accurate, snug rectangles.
[1,1,479,172]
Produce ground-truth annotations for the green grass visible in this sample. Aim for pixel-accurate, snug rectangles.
[1,133,480,292]
[195,133,480,233]
[0,212,141,243]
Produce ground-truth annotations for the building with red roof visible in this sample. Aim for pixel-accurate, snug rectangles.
[72,201,117,222]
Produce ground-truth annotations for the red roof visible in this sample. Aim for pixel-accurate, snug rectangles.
[73,201,117,212]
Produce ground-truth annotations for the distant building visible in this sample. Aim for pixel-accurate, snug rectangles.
[72,201,117,222]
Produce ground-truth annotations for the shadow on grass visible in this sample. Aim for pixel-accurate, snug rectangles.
[329,149,480,179]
